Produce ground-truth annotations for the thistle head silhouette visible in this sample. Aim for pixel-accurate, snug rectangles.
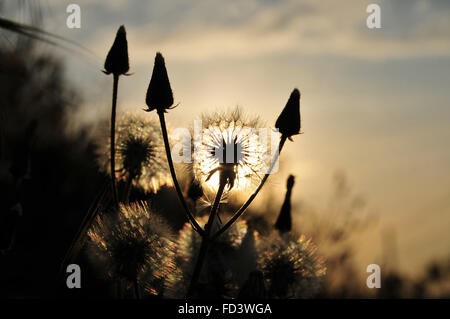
[103,25,129,76]
[145,52,174,113]
[275,89,301,139]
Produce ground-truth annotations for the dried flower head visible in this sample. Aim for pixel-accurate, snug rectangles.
[257,232,326,298]
[167,215,248,298]
[145,52,174,113]
[103,25,130,76]
[87,203,178,296]
[192,108,268,191]
[98,113,172,193]
[275,89,301,138]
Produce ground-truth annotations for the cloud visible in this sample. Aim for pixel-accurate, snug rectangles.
[68,0,450,63]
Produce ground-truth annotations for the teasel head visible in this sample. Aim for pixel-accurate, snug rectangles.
[103,25,130,76]
[144,52,175,113]
[257,232,326,298]
[275,89,301,139]
[87,202,178,296]
[192,107,268,192]
[98,113,172,193]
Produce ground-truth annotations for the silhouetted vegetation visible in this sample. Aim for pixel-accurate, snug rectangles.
[1,10,449,299]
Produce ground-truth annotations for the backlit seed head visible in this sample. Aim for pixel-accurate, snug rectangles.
[87,203,178,296]
[192,108,268,192]
[97,113,172,193]
[257,232,326,298]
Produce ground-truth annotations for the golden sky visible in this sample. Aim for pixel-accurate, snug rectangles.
[6,0,450,276]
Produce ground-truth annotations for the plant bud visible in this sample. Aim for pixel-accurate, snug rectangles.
[275,89,301,138]
[104,25,129,75]
[145,52,174,113]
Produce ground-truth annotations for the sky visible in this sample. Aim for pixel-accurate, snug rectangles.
[3,0,450,277]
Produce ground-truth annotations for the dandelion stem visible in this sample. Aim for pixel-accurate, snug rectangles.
[124,175,133,204]
[157,110,204,235]
[212,135,287,240]
[186,179,226,298]
[110,74,119,206]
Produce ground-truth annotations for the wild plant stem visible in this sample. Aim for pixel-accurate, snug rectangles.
[110,74,119,206]
[124,175,133,204]
[212,135,287,240]
[157,110,204,235]
[186,180,226,298]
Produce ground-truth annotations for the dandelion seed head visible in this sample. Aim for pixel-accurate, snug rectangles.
[192,108,268,192]
[87,202,179,296]
[257,232,326,298]
[98,113,172,193]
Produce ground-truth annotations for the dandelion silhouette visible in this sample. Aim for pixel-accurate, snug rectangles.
[257,233,326,298]
[193,108,266,192]
[187,90,301,297]
[87,202,177,298]
[98,113,171,196]
[210,89,302,241]
[144,52,203,235]
[103,25,131,206]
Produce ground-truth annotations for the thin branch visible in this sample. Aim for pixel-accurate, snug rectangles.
[186,179,226,298]
[110,74,119,206]
[157,110,204,235]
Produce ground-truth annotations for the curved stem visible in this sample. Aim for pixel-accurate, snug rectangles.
[186,179,226,298]
[157,110,204,235]
[212,135,287,240]
[110,74,119,206]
